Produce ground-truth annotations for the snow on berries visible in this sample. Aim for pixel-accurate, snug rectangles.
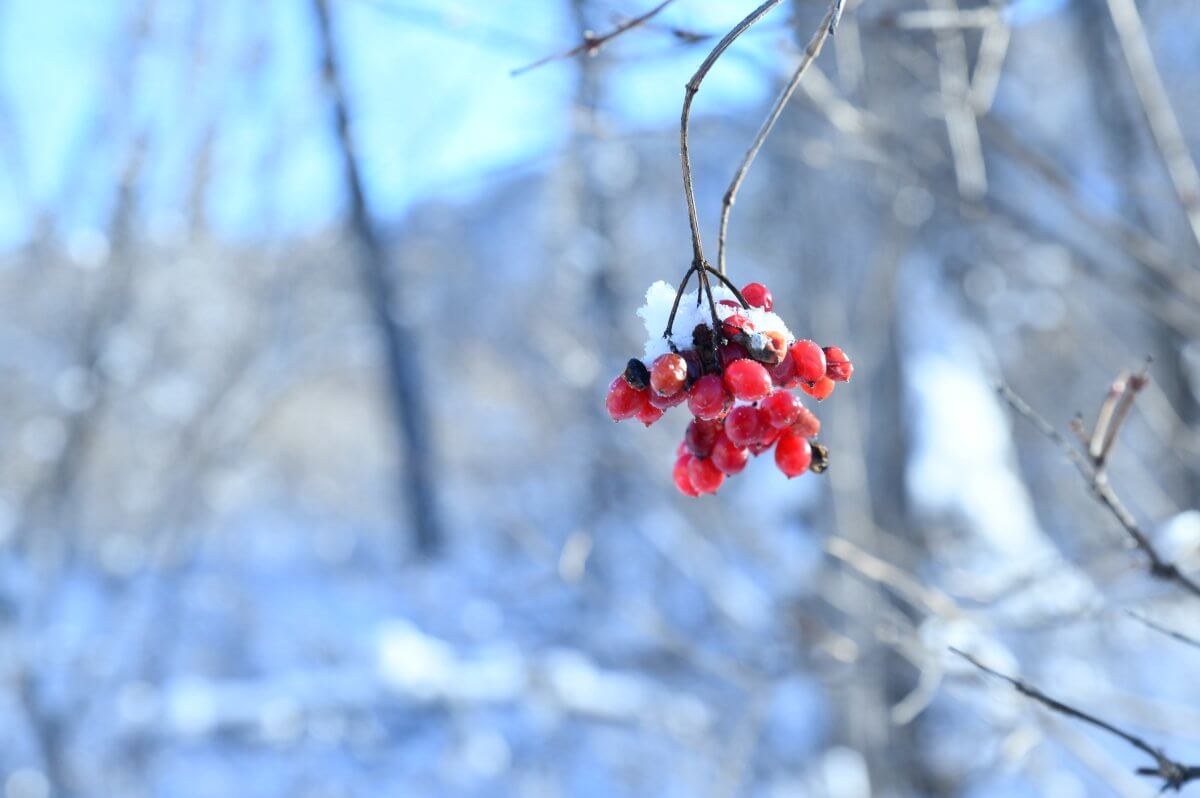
[604,277,854,496]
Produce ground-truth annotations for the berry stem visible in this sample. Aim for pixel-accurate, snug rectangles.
[679,0,783,268]
[662,264,697,346]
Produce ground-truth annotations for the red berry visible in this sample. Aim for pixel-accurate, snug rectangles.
[724,406,764,448]
[673,455,700,497]
[718,299,740,309]
[823,346,853,382]
[760,390,801,428]
[650,353,688,397]
[719,342,749,368]
[687,455,725,494]
[790,340,826,384]
[711,434,749,474]
[685,418,722,458]
[721,314,754,338]
[800,376,835,401]
[770,351,798,387]
[759,422,784,446]
[723,359,772,402]
[775,433,812,478]
[636,403,664,427]
[687,374,730,420]
[741,282,773,311]
[649,387,689,410]
[606,376,648,421]
[792,405,821,437]
[676,440,688,457]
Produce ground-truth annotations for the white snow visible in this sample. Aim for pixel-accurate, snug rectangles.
[636,279,794,363]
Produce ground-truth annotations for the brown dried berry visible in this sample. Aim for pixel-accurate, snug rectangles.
[623,359,650,391]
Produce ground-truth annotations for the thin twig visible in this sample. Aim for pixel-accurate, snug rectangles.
[1127,610,1200,653]
[951,648,1200,792]
[680,0,783,267]
[717,0,841,274]
[511,0,679,76]
[997,382,1200,599]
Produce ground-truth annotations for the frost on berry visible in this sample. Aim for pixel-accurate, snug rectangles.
[724,406,764,448]
[688,374,729,420]
[673,455,700,496]
[636,403,664,427]
[775,432,812,478]
[823,346,853,382]
[801,376,835,401]
[761,390,801,429]
[687,455,725,494]
[610,280,853,495]
[790,340,826,384]
[740,282,773,311]
[650,353,687,397]
[606,376,648,421]
[723,359,772,402]
[711,433,749,475]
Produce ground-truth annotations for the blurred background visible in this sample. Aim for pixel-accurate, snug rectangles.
[2,0,1200,795]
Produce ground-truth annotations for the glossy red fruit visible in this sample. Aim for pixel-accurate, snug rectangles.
[719,299,740,309]
[741,282,773,311]
[711,434,749,475]
[685,418,722,458]
[721,314,754,338]
[792,405,821,437]
[790,340,826,384]
[688,374,730,420]
[673,455,700,497]
[823,346,853,382]
[723,359,772,402]
[760,390,801,428]
[724,406,764,448]
[749,424,783,456]
[801,376,835,401]
[775,433,813,478]
[606,376,648,421]
[636,403,664,427]
[650,353,688,397]
[770,351,798,387]
[649,387,689,410]
[719,342,749,368]
[687,455,725,494]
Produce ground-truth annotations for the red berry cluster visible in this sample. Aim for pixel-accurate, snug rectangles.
[605,281,853,496]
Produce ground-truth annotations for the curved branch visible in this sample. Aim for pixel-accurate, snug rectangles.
[717,0,841,274]
[680,0,784,266]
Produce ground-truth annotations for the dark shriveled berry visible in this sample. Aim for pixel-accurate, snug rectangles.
[623,359,650,391]
[809,441,830,474]
[692,324,720,374]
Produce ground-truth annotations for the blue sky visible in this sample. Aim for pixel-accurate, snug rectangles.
[0,0,1065,251]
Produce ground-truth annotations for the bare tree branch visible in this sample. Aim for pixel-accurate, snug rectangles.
[511,0,680,76]
[312,0,443,554]
[1126,610,1200,653]
[997,381,1200,599]
[951,648,1200,792]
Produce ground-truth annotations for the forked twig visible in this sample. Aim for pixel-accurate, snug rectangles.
[997,380,1200,599]
[512,0,680,76]
[951,648,1200,792]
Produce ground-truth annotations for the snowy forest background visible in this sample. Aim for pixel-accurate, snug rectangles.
[2,0,1200,795]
